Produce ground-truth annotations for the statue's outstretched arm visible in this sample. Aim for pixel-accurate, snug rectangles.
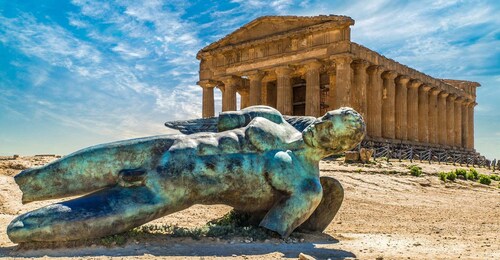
[259,177,323,237]
[259,151,322,237]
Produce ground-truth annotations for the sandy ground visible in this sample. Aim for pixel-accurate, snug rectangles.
[0,155,499,259]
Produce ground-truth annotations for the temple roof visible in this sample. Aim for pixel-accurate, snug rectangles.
[198,15,354,56]
[441,79,481,89]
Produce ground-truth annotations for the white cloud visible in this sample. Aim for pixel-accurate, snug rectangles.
[231,0,295,13]
[111,43,150,59]
[0,1,207,142]
[0,14,102,67]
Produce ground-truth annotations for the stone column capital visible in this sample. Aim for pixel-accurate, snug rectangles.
[454,96,464,104]
[219,75,240,86]
[331,55,353,65]
[197,80,217,88]
[382,70,398,80]
[462,98,471,105]
[408,79,422,88]
[367,65,385,75]
[439,92,449,98]
[237,88,249,95]
[396,75,410,85]
[302,59,323,70]
[447,94,458,101]
[430,88,441,96]
[351,59,370,70]
[275,66,293,76]
[420,84,432,92]
[246,70,265,81]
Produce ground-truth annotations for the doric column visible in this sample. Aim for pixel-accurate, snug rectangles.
[382,70,397,139]
[333,56,353,107]
[238,88,250,109]
[467,102,476,150]
[366,65,385,138]
[247,70,265,106]
[220,76,239,111]
[407,79,421,142]
[454,97,464,148]
[261,81,269,106]
[446,94,457,147]
[198,80,216,118]
[429,88,440,144]
[438,92,449,145]
[326,67,336,110]
[461,100,471,149]
[275,66,293,115]
[427,88,441,144]
[305,60,323,116]
[351,60,370,117]
[395,75,410,140]
[418,84,431,143]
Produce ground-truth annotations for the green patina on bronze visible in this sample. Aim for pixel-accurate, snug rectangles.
[7,106,365,243]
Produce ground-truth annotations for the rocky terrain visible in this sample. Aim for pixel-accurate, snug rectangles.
[0,155,499,259]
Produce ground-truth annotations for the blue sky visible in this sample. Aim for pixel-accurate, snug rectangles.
[0,0,499,159]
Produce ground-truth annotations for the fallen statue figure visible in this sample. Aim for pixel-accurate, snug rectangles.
[7,105,365,243]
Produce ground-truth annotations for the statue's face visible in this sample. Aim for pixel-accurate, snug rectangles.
[303,107,366,154]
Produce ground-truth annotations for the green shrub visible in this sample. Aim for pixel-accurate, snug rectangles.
[478,174,491,185]
[408,165,422,177]
[466,172,476,180]
[469,168,479,180]
[439,172,447,181]
[455,169,467,179]
[490,174,500,181]
[446,171,457,181]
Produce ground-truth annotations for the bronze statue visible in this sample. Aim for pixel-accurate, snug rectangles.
[7,106,365,242]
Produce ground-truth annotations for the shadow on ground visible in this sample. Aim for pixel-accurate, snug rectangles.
[1,233,356,259]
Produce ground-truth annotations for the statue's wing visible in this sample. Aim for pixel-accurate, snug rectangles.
[165,114,317,134]
[284,115,317,132]
[164,117,218,134]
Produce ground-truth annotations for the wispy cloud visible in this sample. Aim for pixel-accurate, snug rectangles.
[0,0,499,159]
[111,43,150,59]
[0,1,206,148]
[0,14,102,68]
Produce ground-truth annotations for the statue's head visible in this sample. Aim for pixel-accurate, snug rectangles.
[302,107,366,156]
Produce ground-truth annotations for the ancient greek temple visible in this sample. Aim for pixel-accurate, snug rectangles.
[196,15,479,152]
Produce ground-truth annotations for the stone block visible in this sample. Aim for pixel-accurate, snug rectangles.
[359,148,374,163]
[344,151,360,163]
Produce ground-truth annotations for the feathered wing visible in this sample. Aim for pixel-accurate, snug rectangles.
[283,115,317,132]
[164,115,317,134]
[164,117,218,134]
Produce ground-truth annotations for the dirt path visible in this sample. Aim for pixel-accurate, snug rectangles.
[1,156,499,259]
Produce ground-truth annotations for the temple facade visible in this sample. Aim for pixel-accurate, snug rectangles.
[196,15,479,151]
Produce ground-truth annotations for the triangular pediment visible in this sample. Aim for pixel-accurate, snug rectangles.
[200,15,354,53]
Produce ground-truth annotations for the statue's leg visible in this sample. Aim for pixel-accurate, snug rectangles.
[7,185,186,243]
[296,176,344,232]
